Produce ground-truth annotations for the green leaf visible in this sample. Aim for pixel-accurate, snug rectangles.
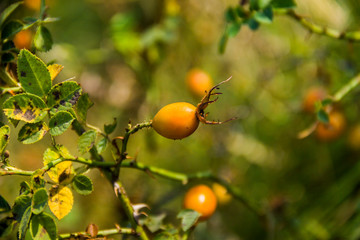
[56,144,74,159]
[139,213,166,233]
[321,98,333,106]
[258,0,273,8]
[3,93,47,123]
[154,229,179,240]
[104,118,117,135]
[18,122,48,144]
[72,174,93,195]
[96,137,108,153]
[0,125,10,155]
[250,0,260,10]
[225,7,237,23]
[235,6,247,18]
[49,111,75,136]
[32,188,48,215]
[31,172,46,190]
[0,195,11,213]
[1,20,24,40]
[76,93,93,123]
[271,0,296,9]
[12,195,32,222]
[317,109,329,124]
[20,181,31,195]
[247,18,260,30]
[78,130,97,154]
[34,25,53,52]
[218,34,228,54]
[18,206,32,240]
[39,0,47,20]
[254,7,273,24]
[47,81,82,114]
[30,212,57,240]
[0,1,23,27]
[0,217,16,238]
[226,22,242,37]
[17,49,52,97]
[177,209,201,232]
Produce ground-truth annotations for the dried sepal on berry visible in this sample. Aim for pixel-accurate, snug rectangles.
[195,76,236,124]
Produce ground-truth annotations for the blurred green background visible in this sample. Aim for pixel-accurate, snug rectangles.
[2,0,360,239]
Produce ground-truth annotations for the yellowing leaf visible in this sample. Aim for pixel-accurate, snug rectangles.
[43,147,73,183]
[48,186,73,220]
[47,64,64,81]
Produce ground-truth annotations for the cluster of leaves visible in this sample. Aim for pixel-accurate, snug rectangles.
[138,210,202,240]
[0,48,99,239]
[219,0,296,53]
[0,1,56,64]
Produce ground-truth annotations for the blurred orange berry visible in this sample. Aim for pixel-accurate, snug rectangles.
[315,111,346,141]
[348,124,360,150]
[24,0,41,11]
[302,87,327,113]
[183,184,217,221]
[212,183,231,205]
[186,68,213,98]
[13,29,33,50]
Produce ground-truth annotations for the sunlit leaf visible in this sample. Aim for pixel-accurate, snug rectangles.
[96,137,108,153]
[18,206,32,240]
[104,118,117,135]
[48,186,73,220]
[31,188,48,215]
[0,125,10,155]
[3,93,47,123]
[258,0,273,8]
[17,49,51,97]
[12,195,32,222]
[177,209,201,232]
[139,213,166,233]
[30,212,57,240]
[226,22,242,37]
[254,7,273,24]
[72,174,93,195]
[49,111,75,136]
[18,122,48,144]
[76,93,93,123]
[47,81,82,114]
[43,147,73,183]
[56,144,74,159]
[0,1,23,27]
[34,25,53,52]
[78,130,97,154]
[47,64,64,81]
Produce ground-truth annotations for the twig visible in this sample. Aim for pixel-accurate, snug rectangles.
[283,10,360,42]
[58,227,136,239]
